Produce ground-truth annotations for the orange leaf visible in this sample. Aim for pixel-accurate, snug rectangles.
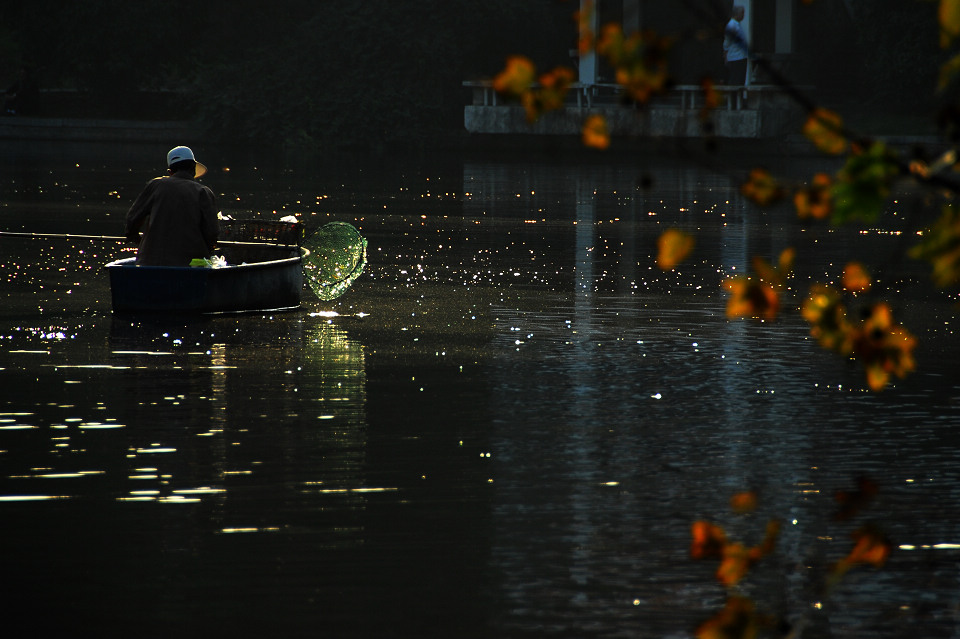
[582,114,610,149]
[846,527,893,567]
[803,108,848,155]
[657,229,695,270]
[802,284,852,352]
[843,262,872,293]
[724,278,780,320]
[729,491,757,514]
[493,56,536,98]
[701,77,721,112]
[717,542,752,586]
[576,0,595,55]
[741,168,785,206]
[831,524,893,584]
[537,67,575,113]
[850,303,917,391]
[794,172,833,220]
[777,248,795,276]
[696,596,763,639]
[691,521,727,559]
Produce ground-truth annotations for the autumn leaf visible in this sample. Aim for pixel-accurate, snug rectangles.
[715,520,780,586]
[696,596,766,639]
[842,262,872,293]
[941,0,960,48]
[730,491,757,514]
[596,24,672,104]
[724,248,793,320]
[537,67,575,113]
[492,56,536,99]
[493,58,575,124]
[779,247,795,274]
[794,172,833,220]
[801,284,852,352]
[844,526,893,568]
[851,303,917,391]
[803,108,848,155]
[717,542,754,586]
[691,521,727,559]
[830,524,893,586]
[741,168,785,206]
[939,52,960,91]
[576,0,596,55]
[701,77,721,113]
[582,113,610,149]
[724,277,780,320]
[657,229,695,270]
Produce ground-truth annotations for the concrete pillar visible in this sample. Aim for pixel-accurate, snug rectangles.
[737,0,754,86]
[579,0,599,85]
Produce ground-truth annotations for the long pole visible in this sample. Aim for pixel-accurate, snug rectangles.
[0,231,126,241]
[0,231,299,250]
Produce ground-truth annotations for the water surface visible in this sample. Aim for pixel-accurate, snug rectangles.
[1,140,959,638]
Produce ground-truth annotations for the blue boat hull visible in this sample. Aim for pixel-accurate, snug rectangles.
[106,248,305,314]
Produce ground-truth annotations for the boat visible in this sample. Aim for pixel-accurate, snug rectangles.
[106,220,306,314]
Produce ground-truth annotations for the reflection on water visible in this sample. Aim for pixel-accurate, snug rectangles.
[2,141,960,637]
[0,316,367,506]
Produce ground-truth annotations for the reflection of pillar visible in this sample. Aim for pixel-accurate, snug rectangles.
[575,180,595,310]
[579,0,598,85]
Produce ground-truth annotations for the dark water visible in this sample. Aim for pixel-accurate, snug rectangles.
[1,140,959,638]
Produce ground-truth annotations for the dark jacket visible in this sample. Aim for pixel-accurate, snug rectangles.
[125,170,219,266]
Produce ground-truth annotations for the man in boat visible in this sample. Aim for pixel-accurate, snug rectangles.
[125,146,219,266]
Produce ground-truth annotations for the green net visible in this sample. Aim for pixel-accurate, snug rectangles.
[302,222,368,301]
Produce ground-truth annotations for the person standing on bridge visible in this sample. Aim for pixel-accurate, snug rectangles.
[125,146,219,266]
[723,5,749,85]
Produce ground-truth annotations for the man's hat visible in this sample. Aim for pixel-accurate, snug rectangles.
[166,146,207,178]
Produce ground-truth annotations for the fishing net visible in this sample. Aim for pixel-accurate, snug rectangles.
[302,222,368,301]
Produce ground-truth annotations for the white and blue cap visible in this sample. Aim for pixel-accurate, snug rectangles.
[166,145,207,178]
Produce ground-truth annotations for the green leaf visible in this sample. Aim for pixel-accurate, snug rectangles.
[830,142,900,224]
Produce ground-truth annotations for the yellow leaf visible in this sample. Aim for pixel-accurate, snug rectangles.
[941,0,960,48]
[939,52,960,90]
[657,229,694,270]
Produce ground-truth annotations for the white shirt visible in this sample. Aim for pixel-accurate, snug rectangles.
[724,18,748,62]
